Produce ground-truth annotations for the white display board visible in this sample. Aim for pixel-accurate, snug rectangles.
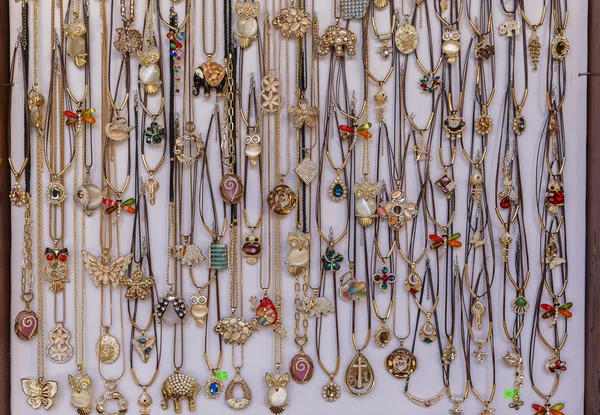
[10,1,588,414]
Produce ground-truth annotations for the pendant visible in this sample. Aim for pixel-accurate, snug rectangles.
[413,135,430,161]
[321,246,343,272]
[138,387,153,415]
[69,372,93,414]
[294,158,319,185]
[473,338,488,363]
[214,315,259,345]
[82,249,133,287]
[74,182,103,216]
[205,374,223,399]
[344,352,375,396]
[209,243,229,270]
[532,402,565,415]
[167,28,187,93]
[317,24,357,57]
[155,293,188,324]
[290,352,314,384]
[22,377,59,410]
[28,87,45,131]
[377,189,417,230]
[272,6,312,39]
[220,173,244,204]
[286,231,310,276]
[190,293,209,327]
[471,297,487,330]
[251,296,278,326]
[96,332,120,364]
[329,176,348,201]
[105,116,134,141]
[46,181,67,204]
[546,353,567,374]
[442,29,461,64]
[193,58,226,98]
[14,308,38,341]
[138,46,162,95]
[339,271,367,301]
[512,294,529,314]
[442,343,457,365]
[480,407,496,415]
[374,0,388,6]
[265,371,290,413]
[419,319,437,344]
[475,107,494,135]
[474,39,495,60]
[142,175,159,206]
[172,244,205,266]
[9,182,26,206]
[395,22,418,54]
[374,323,392,347]
[528,29,541,70]
[132,335,156,363]
[340,0,368,19]
[385,348,417,378]
[44,247,69,293]
[174,122,204,163]
[404,271,423,294]
[373,265,396,291]
[114,26,143,54]
[545,178,565,215]
[122,266,154,300]
[259,71,283,113]
[419,74,441,93]
[322,380,341,402]
[235,0,260,48]
[354,182,378,227]
[244,134,262,167]
[161,371,199,413]
[47,322,74,364]
[297,296,334,317]
[499,15,521,37]
[552,32,570,60]
[289,97,319,129]
[225,373,252,409]
[268,185,297,215]
[503,350,525,409]
[443,113,466,140]
[65,19,87,67]
[435,174,456,197]
[144,122,165,144]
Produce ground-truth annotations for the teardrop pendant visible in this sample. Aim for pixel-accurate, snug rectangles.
[344,352,375,396]
[225,374,252,410]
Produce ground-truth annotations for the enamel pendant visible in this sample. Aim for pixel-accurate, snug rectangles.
[205,374,223,399]
[225,373,252,409]
[265,371,290,413]
[344,352,375,396]
[268,185,297,215]
[132,335,156,363]
[44,247,69,293]
[290,353,314,384]
[435,174,456,197]
[339,271,367,301]
[286,231,310,276]
[161,371,199,413]
[69,372,92,414]
[443,113,466,140]
[251,296,278,326]
[22,377,59,410]
[235,0,260,48]
[193,59,226,98]
[354,182,379,227]
[209,243,229,270]
[220,173,244,204]
[47,322,74,364]
[385,347,417,378]
[154,293,188,324]
[190,293,209,327]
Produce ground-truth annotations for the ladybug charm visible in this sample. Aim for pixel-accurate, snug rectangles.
[251,296,278,326]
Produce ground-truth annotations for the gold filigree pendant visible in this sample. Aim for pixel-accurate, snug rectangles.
[344,352,375,396]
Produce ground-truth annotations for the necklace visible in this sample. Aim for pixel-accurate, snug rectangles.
[436,1,464,65]
[137,0,162,94]
[371,2,396,59]
[64,0,87,67]
[114,0,142,54]
[521,3,547,71]
[193,0,226,98]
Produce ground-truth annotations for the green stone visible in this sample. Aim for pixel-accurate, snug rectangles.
[515,296,527,307]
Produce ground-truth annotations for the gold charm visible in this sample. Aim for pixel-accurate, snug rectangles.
[265,371,290,413]
[317,24,357,57]
[442,29,461,64]
[395,22,418,55]
[386,348,417,378]
[294,158,319,185]
[374,323,392,347]
[354,182,378,227]
[161,371,199,413]
[259,71,283,113]
[235,0,260,48]
[214,316,259,345]
[244,134,262,166]
[189,294,209,327]
[344,352,375,396]
[322,380,341,402]
[225,373,252,409]
[82,249,133,287]
[143,176,159,205]
[69,372,93,414]
[137,388,153,415]
[96,389,128,415]
[171,243,206,266]
[174,122,204,163]
[205,374,223,399]
[286,231,310,276]
[419,319,437,343]
[499,15,521,36]
[528,28,542,70]
[268,185,297,215]
[443,113,467,140]
[47,322,74,364]
[22,378,59,410]
[442,344,457,366]
[137,46,162,95]
[96,332,120,364]
[473,338,488,363]
[474,107,494,135]
[9,182,27,206]
[43,247,69,293]
[374,0,388,7]
[551,30,569,60]
[132,335,156,363]
[471,297,486,330]
[65,19,88,67]
[121,266,154,300]
[272,6,311,38]
[289,97,319,129]
[114,27,143,54]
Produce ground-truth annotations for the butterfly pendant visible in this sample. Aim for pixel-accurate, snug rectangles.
[82,249,133,287]
[22,378,59,410]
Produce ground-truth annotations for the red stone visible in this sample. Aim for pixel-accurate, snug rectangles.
[14,309,39,341]
[500,196,511,209]
[58,254,68,262]
[46,253,54,261]
[546,191,565,205]
[290,353,314,384]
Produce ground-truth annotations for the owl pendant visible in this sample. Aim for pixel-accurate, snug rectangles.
[354,182,379,227]
[286,231,310,276]
[265,371,290,414]
[235,0,260,48]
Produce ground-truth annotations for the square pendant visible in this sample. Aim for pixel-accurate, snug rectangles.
[435,174,456,197]
[294,158,319,185]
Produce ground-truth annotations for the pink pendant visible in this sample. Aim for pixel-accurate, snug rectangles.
[290,353,314,384]
[220,173,244,204]
[14,309,39,341]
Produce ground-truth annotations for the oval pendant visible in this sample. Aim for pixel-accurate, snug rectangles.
[96,333,120,364]
[395,23,418,54]
[374,324,392,347]
[225,374,252,410]
[267,185,297,215]
[344,352,375,396]
[220,173,244,204]
[46,181,66,205]
[9,182,26,206]
[419,321,437,344]
[14,309,39,341]
[205,375,223,399]
[386,348,418,378]
[290,353,314,384]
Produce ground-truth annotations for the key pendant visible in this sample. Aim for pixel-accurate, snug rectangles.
[144,176,159,205]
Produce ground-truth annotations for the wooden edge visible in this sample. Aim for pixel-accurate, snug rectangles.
[0,0,10,411]
[585,1,600,414]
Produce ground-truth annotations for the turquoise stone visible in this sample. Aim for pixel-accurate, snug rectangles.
[209,244,229,270]
[333,183,344,197]
[138,338,146,344]
[349,287,357,294]
[424,338,432,344]
[145,347,152,354]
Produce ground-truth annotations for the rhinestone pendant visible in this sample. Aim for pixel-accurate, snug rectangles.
[97,388,128,415]
[322,381,341,402]
[294,158,319,184]
[47,322,74,364]
[46,181,66,204]
[161,371,199,412]
[205,375,223,399]
[265,371,290,413]
[96,333,120,364]
[68,372,92,414]
[374,323,392,347]
[340,0,369,19]
[435,174,456,197]
[251,296,278,326]
[132,336,156,363]
[385,348,418,378]
[329,176,347,200]
[225,374,252,409]
[442,30,461,64]
[9,182,26,206]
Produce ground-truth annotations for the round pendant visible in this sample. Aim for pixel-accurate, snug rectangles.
[225,374,252,410]
[96,390,128,415]
[255,296,278,326]
[475,113,494,135]
[46,181,66,204]
[267,184,297,215]
[220,173,244,204]
[205,375,223,399]
[138,63,161,85]
[322,381,341,402]
[513,115,527,135]
[395,23,418,54]
[9,182,26,206]
[14,309,39,340]
[96,333,120,364]
[67,36,86,58]
[386,348,418,378]
[174,123,204,163]
[374,324,392,347]
[344,352,375,396]
[551,34,569,60]
[74,182,103,215]
[290,353,314,384]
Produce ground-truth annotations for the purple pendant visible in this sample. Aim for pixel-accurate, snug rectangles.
[14,309,39,341]
[290,353,314,384]
[220,173,244,204]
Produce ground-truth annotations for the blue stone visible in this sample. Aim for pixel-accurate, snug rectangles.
[381,267,388,274]
[381,282,388,290]
[138,338,146,344]
[333,183,344,197]
[145,347,152,354]
[209,382,219,395]
[388,275,396,282]
[349,287,357,294]
[424,338,432,344]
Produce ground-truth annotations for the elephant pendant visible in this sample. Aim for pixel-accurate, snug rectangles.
[161,370,199,414]
[193,59,226,98]
[317,24,357,57]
